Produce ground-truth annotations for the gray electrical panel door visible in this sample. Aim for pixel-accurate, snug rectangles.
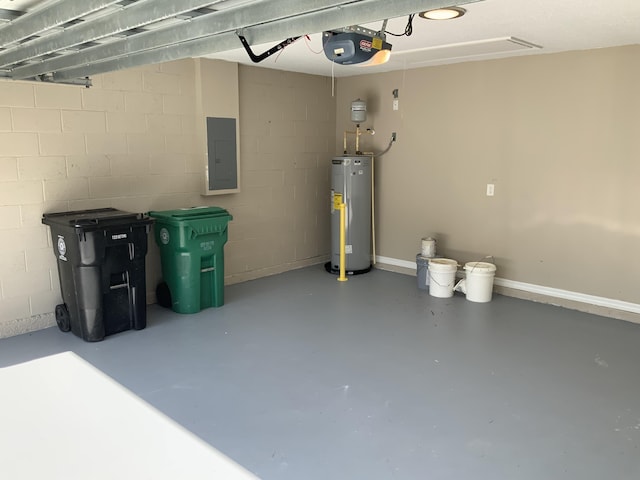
[206,117,237,191]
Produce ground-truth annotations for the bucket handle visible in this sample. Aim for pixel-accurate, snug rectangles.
[466,255,495,274]
[450,255,494,294]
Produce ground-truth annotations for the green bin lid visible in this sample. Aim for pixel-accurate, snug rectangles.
[148,206,232,222]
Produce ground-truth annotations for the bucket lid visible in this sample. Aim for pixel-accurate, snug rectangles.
[464,261,496,273]
[428,258,458,270]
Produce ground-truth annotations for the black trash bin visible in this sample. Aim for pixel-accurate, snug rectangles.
[42,208,154,342]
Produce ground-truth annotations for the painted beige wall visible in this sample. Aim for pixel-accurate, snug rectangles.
[336,45,640,305]
[0,59,335,338]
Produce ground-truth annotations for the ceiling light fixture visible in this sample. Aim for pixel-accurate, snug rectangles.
[419,7,466,20]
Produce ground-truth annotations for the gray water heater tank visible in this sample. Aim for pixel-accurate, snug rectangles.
[330,156,372,274]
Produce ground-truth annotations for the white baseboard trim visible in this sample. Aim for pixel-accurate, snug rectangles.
[492,278,640,315]
[375,255,640,317]
[376,256,417,270]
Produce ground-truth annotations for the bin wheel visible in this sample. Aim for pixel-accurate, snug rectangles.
[156,282,172,309]
[55,304,71,332]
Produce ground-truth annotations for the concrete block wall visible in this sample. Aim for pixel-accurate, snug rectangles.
[222,66,335,282]
[0,59,336,338]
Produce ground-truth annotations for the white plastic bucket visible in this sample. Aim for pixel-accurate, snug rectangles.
[463,262,497,303]
[428,258,458,298]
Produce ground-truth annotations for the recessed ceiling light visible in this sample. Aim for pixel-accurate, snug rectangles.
[419,7,466,20]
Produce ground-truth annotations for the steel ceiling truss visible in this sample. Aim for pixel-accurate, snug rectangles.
[0,0,481,85]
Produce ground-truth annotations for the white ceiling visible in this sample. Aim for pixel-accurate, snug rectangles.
[205,0,640,77]
[0,0,638,80]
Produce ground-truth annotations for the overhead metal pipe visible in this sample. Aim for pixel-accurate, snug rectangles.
[35,74,92,88]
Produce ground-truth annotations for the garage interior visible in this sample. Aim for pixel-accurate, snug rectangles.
[0,0,639,478]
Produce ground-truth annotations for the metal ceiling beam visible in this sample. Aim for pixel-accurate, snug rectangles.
[0,8,25,22]
[54,0,481,81]
[0,0,122,46]
[12,0,358,80]
[0,0,222,68]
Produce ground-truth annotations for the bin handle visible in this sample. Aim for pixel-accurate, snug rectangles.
[188,225,226,239]
[75,218,100,226]
[173,215,228,222]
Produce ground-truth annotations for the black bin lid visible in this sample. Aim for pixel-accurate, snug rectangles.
[42,208,153,230]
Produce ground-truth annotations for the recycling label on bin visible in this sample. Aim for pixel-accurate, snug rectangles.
[57,235,67,262]
[160,228,170,245]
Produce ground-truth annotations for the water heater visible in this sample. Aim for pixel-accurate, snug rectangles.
[329,155,372,274]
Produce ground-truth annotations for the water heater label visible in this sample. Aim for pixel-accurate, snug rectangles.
[345,245,353,254]
[333,192,343,210]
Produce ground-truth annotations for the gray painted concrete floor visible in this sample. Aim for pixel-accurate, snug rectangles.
[1,265,640,479]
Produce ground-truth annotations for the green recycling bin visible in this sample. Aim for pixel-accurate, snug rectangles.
[148,207,232,314]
